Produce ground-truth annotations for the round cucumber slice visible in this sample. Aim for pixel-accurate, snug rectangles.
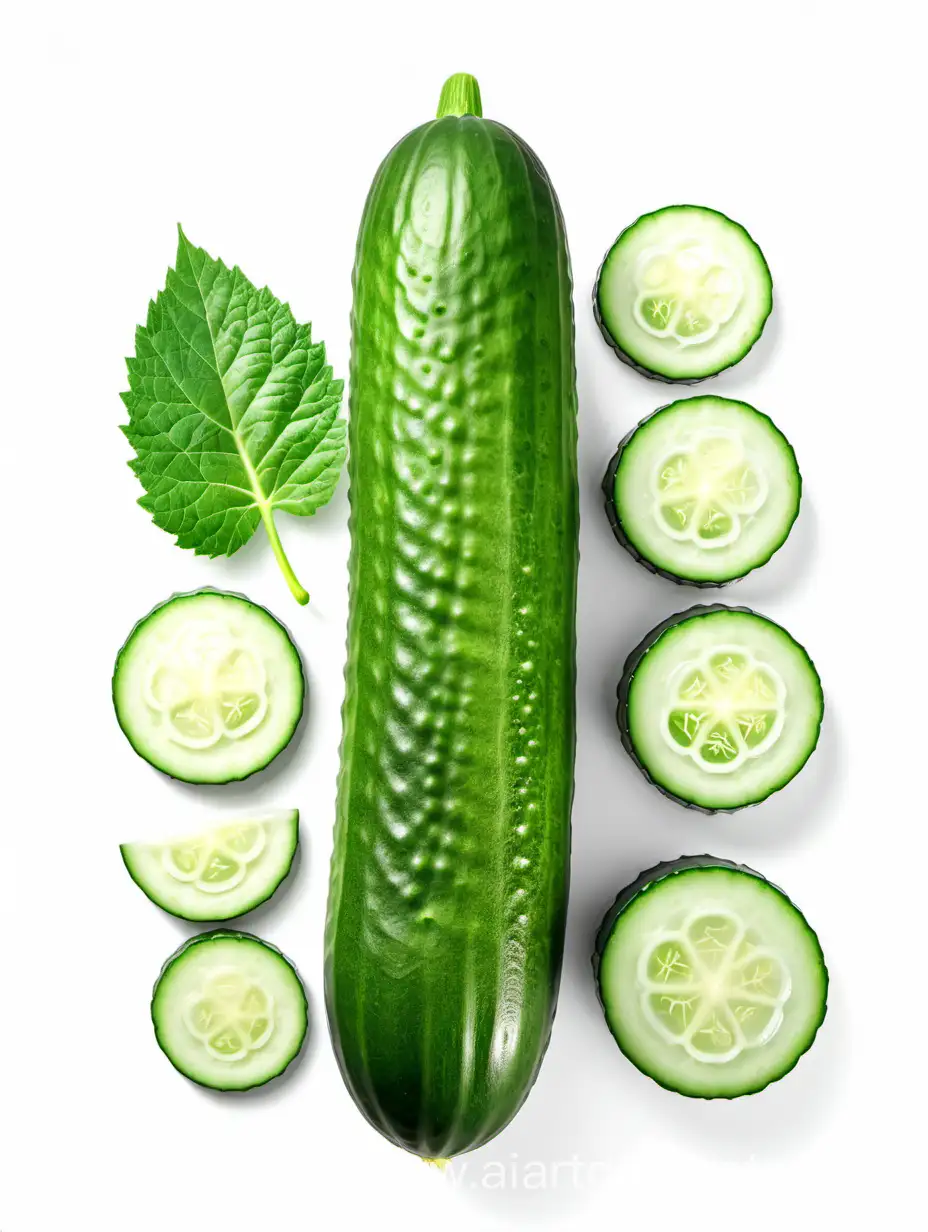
[121,809,299,921]
[113,589,304,784]
[618,605,823,812]
[152,931,308,1091]
[595,205,773,382]
[603,397,801,585]
[594,857,828,1098]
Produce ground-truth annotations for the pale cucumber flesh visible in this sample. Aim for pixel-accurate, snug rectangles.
[607,397,800,583]
[596,858,828,1097]
[596,206,772,381]
[152,931,308,1091]
[620,606,823,811]
[113,589,304,784]
[121,810,299,921]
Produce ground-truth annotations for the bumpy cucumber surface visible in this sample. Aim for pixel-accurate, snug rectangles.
[326,75,578,1158]
[121,810,299,921]
[618,605,823,812]
[603,397,801,585]
[594,857,828,1097]
[113,589,304,784]
[595,205,772,382]
[152,930,308,1091]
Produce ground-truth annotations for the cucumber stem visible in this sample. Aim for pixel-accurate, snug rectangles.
[260,505,309,605]
[436,73,482,119]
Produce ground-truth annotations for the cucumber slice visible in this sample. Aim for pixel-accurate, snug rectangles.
[152,930,308,1091]
[594,857,828,1097]
[595,205,773,382]
[618,605,823,812]
[113,589,304,784]
[121,809,299,921]
[604,397,801,585]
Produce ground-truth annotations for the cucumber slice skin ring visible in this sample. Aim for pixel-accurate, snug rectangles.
[592,856,828,1098]
[603,399,802,587]
[112,588,305,785]
[151,930,309,1092]
[120,810,300,922]
[617,604,824,814]
[593,205,773,384]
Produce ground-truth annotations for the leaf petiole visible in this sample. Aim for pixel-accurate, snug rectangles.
[259,505,309,606]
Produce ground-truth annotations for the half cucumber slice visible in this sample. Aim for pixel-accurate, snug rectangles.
[121,810,299,922]
[595,205,773,382]
[618,605,823,812]
[113,589,304,784]
[594,857,828,1097]
[152,930,308,1091]
[603,397,801,585]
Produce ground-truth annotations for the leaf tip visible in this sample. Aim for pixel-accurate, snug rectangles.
[176,222,195,266]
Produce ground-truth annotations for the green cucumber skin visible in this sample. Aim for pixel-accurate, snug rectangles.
[326,110,578,1157]
[616,604,824,815]
[592,856,828,1099]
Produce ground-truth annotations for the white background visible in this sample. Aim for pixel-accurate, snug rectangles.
[2,1,926,1227]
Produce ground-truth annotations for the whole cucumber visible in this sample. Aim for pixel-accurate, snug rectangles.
[325,74,578,1158]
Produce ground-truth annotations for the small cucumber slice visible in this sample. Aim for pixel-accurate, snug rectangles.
[595,205,772,382]
[121,809,299,921]
[594,857,828,1097]
[604,397,801,585]
[152,930,308,1091]
[618,605,823,812]
[113,588,304,784]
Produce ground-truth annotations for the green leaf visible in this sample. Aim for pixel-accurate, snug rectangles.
[122,226,346,604]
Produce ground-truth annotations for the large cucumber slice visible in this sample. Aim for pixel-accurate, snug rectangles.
[152,930,308,1091]
[618,605,823,812]
[121,810,299,921]
[604,397,801,585]
[595,205,773,382]
[594,857,828,1097]
[113,589,304,784]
